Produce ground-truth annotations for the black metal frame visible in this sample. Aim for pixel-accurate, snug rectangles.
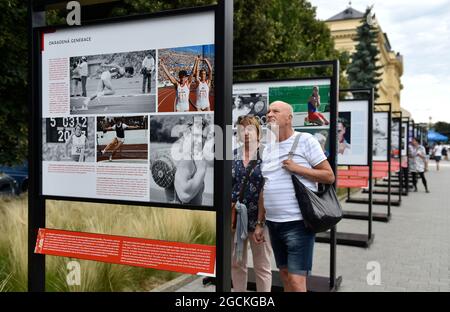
[347,103,397,212]
[233,60,341,292]
[29,0,233,292]
[324,88,375,247]
[402,117,412,195]
[391,111,404,201]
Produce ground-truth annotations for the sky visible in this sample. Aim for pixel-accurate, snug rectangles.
[309,0,450,123]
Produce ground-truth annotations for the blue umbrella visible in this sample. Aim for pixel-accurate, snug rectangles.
[428,130,448,142]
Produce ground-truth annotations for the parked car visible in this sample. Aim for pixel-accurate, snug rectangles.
[0,161,28,193]
[0,174,19,196]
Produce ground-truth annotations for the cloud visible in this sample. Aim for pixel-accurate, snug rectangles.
[310,0,450,122]
[401,74,450,123]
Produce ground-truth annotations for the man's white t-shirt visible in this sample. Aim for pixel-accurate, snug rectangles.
[434,145,443,157]
[262,131,327,222]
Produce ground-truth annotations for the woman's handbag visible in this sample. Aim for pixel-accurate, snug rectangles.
[288,133,343,233]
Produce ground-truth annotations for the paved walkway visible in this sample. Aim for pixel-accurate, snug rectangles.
[173,162,450,292]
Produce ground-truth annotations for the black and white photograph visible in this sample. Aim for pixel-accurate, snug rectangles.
[373,112,389,161]
[297,128,330,158]
[70,50,156,114]
[338,112,352,156]
[149,113,214,206]
[96,115,148,163]
[232,93,268,127]
[42,117,95,162]
[338,100,370,166]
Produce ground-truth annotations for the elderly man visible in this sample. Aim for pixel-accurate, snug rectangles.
[256,101,335,292]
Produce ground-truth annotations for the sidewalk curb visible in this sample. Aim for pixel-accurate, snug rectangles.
[150,274,200,292]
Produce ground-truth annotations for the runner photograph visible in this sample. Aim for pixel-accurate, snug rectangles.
[96,116,148,163]
[158,45,215,112]
[70,50,156,115]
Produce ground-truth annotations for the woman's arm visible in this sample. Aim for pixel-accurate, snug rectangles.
[253,191,266,244]
[160,61,178,85]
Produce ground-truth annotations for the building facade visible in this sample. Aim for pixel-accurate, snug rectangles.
[325,7,407,115]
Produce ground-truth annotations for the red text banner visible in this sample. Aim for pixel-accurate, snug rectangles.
[35,228,216,276]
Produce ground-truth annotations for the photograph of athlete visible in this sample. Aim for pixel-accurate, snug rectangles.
[42,117,96,162]
[81,66,118,110]
[65,124,87,162]
[305,86,330,126]
[232,93,268,127]
[193,56,213,111]
[70,50,156,115]
[268,84,331,128]
[160,58,197,112]
[97,116,148,163]
[157,45,215,112]
[149,114,214,206]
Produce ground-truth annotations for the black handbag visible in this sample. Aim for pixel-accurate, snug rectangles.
[288,133,343,233]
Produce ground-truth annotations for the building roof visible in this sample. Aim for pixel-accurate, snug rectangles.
[327,7,364,21]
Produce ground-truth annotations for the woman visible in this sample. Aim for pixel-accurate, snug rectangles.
[410,137,430,193]
[194,57,213,111]
[160,57,198,112]
[231,115,272,292]
[305,86,329,126]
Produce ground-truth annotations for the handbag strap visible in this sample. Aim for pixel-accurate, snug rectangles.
[288,132,301,161]
[287,132,330,194]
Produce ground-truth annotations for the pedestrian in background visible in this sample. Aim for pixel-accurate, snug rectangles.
[433,142,443,171]
[410,138,429,193]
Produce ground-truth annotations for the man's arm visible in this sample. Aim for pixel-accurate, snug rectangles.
[282,159,335,184]
[204,58,212,83]
[189,57,199,84]
[174,160,207,203]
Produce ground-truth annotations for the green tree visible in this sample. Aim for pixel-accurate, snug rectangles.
[346,7,383,99]
[433,122,450,139]
[0,0,28,165]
